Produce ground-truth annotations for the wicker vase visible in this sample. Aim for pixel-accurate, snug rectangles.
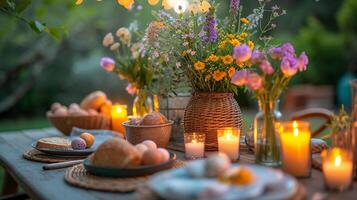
[184,93,243,151]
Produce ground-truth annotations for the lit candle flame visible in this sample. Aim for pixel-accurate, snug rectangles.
[192,139,197,144]
[293,121,299,137]
[334,155,342,167]
[224,129,234,140]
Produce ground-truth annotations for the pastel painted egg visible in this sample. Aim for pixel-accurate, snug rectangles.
[54,107,68,116]
[135,144,148,157]
[71,138,87,150]
[158,148,170,162]
[80,132,95,148]
[141,140,157,150]
[142,149,162,165]
[51,102,62,112]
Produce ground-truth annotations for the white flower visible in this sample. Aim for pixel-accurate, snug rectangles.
[191,51,196,56]
[102,33,114,47]
[116,27,131,45]
[183,42,189,46]
[110,42,120,51]
[131,42,143,58]
[176,62,181,68]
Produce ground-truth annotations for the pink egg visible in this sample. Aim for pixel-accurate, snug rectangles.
[158,148,170,162]
[141,140,157,150]
[135,144,148,157]
[71,138,87,150]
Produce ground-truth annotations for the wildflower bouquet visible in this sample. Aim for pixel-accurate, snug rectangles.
[231,42,309,166]
[100,27,155,116]
[146,0,286,94]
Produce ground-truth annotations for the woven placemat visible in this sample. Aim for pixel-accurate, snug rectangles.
[64,160,186,192]
[133,182,306,200]
[23,149,85,163]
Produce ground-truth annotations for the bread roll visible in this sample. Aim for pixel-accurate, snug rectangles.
[80,91,107,110]
[91,138,141,168]
[139,112,168,125]
[36,137,71,150]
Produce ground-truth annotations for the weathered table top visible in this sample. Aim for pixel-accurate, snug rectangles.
[1,128,357,200]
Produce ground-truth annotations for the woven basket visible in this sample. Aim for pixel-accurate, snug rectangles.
[184,93,243,151]
[47,112,111,136]
[123,121,173,148]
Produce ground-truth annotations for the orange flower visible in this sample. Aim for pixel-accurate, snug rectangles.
[194,61,205,70]
[240,32,248,39]
[207,54,220,62]
[212,70,226,81]
[240,18,249,24]
[228,67,236,77]
[222,55,233,65]
[248,41,254,50]
[230,39,241,47]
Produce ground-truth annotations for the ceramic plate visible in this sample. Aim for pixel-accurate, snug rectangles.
[83,152,176,177]
[149,162,298,200]
[31,142,95,157]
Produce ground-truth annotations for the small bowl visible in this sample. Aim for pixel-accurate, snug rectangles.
[47,112,111,135]
[123,120,174,148]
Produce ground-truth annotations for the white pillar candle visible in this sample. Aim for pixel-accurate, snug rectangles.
[217,128,240,161]
[184,133,205,159]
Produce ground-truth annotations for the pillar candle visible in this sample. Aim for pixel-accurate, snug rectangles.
[184,132,205,159]
[110,104,128,135]
[322,148,353,191]
[279,121,311,177]
[217,128,240,161]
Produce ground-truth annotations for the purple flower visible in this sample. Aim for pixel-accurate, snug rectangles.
[201,9,217,43]
[296,52,308,71]
[281,43,295,56]
[231,69,249,86]
[233,44,252,63]
[230,0,240,15]
[100,57,115,72]
[247,72,263,91]
[268,47,283,60]
[250,50,264,64]
[260,60,274,75]
[280,55,298,76]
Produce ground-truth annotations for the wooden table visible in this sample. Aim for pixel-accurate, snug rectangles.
[1,128,357,200]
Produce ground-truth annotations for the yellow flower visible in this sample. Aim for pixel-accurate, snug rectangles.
[240,32,248,39]
[236,61,245,68]
[182,51,187,56]
[148,0,159,6]
[219,42,226,49]
[212,70,226,81]
[248,41,254,50]
[207,54,219,62]
[194,61,205,70]
[240,18,249,24]
[226,34,235,39]
[230,39,241,47]
[222,55,233,65]
[228,67,236,77]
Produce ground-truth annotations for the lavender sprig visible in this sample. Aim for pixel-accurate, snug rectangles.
[200,8,217,43]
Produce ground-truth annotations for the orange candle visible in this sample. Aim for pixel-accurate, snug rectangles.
[279,121,311,177]
[110,104,128,135]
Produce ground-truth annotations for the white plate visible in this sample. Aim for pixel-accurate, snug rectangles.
[149,161,298,200]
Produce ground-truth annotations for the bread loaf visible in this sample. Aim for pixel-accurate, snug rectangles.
[80,91,107,110]
[36,137,71,150]
[91,138,141,168]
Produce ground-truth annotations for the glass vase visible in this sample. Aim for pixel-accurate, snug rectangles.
[254,99,282,167]
[132,89,153,117]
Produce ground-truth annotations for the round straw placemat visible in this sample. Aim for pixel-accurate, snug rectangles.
[134,182,306,200]
[23,149,85,163]
[65,160,186,192]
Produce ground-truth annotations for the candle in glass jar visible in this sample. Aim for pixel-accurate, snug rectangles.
[279,121,311,177]
[217,128,240,161]
[184,133,205,159]
[110,104,128,135]
[322,148,353,191]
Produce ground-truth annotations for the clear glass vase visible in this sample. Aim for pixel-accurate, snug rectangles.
[254,99,282,167]
[132,89,153,117]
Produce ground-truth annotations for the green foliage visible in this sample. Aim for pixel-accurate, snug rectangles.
[292,17,347,85]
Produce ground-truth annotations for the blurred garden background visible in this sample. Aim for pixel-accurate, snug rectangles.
[0,0,356,131]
